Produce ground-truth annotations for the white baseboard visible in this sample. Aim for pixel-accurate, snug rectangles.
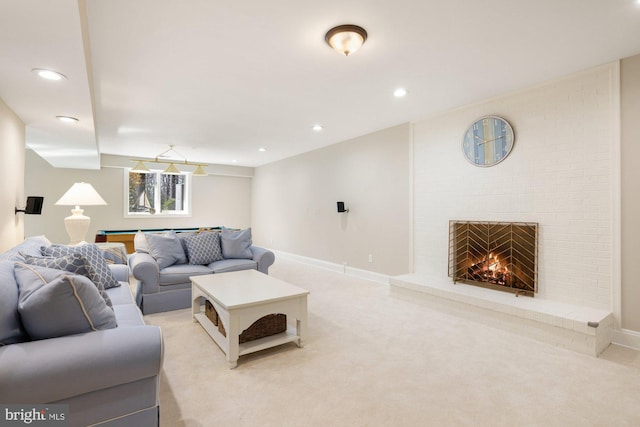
[272,250,390,285]
[612,328,640,351]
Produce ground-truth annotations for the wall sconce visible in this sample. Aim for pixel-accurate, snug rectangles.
[15,196,44,215]
[337,201,349,213]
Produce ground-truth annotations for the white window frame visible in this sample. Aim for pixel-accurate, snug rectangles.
[124,168,192,218]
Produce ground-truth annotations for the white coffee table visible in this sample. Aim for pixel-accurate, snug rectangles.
[191,269,310,369]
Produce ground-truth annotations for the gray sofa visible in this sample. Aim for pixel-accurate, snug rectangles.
[0,237,163,427]
[130,228,275,315]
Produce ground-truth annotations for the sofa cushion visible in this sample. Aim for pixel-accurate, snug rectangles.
[104,281,135,305]
[145,231,187,268]
[220,227,253,259]
[158,264,212,286]
[112,304,145,327]
[14,263,117,340]
[23,253,113,307]
[0,235,51,262]
[0,261,28,345]
[208,258,257,274]
[42,243,120,289]
[183,232,223,265]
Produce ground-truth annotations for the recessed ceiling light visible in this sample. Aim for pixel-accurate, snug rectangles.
[312,125,323,132]
[231,159,238,163]
[393,88,408,97]
[258,147,266,152]
[32,68,67,81]
[56,116,79,123]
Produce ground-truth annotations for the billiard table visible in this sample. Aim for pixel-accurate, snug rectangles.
[95,227,222,253]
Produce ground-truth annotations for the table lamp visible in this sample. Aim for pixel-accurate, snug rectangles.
[55,182,107,244]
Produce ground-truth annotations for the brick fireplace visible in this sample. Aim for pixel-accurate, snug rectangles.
[393,63,617,355]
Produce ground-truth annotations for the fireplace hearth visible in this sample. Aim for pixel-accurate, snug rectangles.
[448,221,538,297]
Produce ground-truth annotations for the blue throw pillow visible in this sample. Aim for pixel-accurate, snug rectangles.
[184,232,223,265]
[0,235,51,262]
[42,243,120,289]
[220,227,253,259]
[23,253,113,308]
[14,263,117,340]
[145,231,187,269]
[0,261,28,345]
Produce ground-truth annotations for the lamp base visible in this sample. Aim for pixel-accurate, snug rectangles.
[64,207,91,245]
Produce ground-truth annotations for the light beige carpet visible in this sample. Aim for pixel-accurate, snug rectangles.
[144,258,640,427]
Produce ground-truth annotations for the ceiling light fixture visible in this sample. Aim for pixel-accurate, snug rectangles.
[32,68,67,81]
[130,145,208,176]
[312,124,323,132]
[394,88,408,97]
[56,116,79,123]
[258,147,266,152]
[325,24,368,56]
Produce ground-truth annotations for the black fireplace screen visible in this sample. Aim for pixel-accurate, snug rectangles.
[448,221,538,297]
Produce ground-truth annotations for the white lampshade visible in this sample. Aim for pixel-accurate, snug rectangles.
[55,182,107,206]
[55,182,107,245]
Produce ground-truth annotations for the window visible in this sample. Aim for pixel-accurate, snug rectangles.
[126,170,191,216]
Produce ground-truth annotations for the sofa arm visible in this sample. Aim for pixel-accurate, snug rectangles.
[129,252,160,294]
[109,263,130,283]
[251,246,275,274]
[0,325,163,403]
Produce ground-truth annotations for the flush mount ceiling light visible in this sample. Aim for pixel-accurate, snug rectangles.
[56,116,79,123]
[32,68,67,81]
[258,147,267,152]
[130,144,208,176]
[325,24,368,56]
[312,124,324,132]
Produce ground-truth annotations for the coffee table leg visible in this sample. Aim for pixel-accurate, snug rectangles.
[226,312,240,369]
[297,296,308,348]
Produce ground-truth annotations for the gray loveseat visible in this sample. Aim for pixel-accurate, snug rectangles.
[130,228,275,315]
[0,237,163,427]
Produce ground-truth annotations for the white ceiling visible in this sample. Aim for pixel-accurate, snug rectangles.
[1,0,640,169]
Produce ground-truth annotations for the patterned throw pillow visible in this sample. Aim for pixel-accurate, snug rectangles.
[42,244,120,289]
[184,232,223,265]
[23,253,113,308]
[14,263,117,340]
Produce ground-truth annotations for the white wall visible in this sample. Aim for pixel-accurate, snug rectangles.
[412,63,617,311]
[621,54,640,332]
[24,150,253,244]
[252,124,411,276]
[0,96,25,251]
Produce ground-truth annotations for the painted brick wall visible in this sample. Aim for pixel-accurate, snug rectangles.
[412,63,616,310]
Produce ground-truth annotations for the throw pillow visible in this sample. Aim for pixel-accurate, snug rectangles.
[42,243,120,289]
[0,235,52,262]
[134,231,150,253]
[220,227,253,259]
[145,231,188,269]
[184,232,223,265]
[14,263,117,340]
[0,261,28,345]
[23,253,113,308]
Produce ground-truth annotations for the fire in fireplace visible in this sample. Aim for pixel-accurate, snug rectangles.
[448,221,538,297]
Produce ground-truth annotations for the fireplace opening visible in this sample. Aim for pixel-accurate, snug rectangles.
[448,221,538,297]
